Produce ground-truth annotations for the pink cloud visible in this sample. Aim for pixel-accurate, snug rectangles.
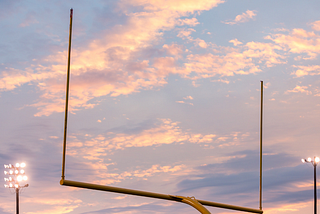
[122,0,224,13]
[1,0,225,116]
[285,85,312,95]
[292,65,320,77]
[67,118,217,161]
[178,41,285,80]
[222,10,257,25]
[183,96,193,100]
[266,27,320,60]
[229,39,243,46]
[311,20,320,31]
[177,17,200,26]
[162,43,184,56]
[0,2,292,117]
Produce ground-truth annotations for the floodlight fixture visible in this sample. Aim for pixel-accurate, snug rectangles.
[3,162,29,214]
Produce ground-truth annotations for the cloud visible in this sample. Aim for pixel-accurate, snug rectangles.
[122,0,224,12]
[292,65,320,77]
[177,28,208,48]
[64,118,221,184]
[311,20,320,31]
[0,0,224,117]
[162,44,184,56]
[229,39,243,46]
[81,202,191,214]
[179,41,285,80]
[62,119,258,188]
[183,96,193,100]
[177,17,200,26]
[25,205,79,214]
[0,2,294,118]
[68,118,217,156]
[176,150,313,210]
[95,164,186,185]
[285,85,312,95]
[222,10,257,25]
[265,26,320,60]
[177,28,196,38]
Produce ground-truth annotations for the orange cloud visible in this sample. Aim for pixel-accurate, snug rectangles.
[222,10,257,25]
[0,1,288,117]
[183,96,193,100]
[229,39,243,46]
[123,0,224,13]
[292,65,320,77]
[311,20,320,31]
[176,28,209,48]
[66,118,217,163]
[1,0,225,117]
[163,43,184,56]
[285,85,312,95]
[266,27,320,60]
[177,17,200,26]
[25,206,79,214]
[179,41,285,80]
[263,201,311,214]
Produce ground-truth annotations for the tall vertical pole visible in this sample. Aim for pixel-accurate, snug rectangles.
[62,8,73,180]
[259,81,263,210]
[16,188,19,214]
[314,159,317,214]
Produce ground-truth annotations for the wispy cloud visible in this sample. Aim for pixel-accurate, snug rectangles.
[229,38,243,46]
[179,41,285,80]
[311,20,320,31]
[0,0,224,117]
[292,65,320,77]
[222,10,257,25]
[285,85,312,95]
[266,26,320,60]
[68,119,217,156]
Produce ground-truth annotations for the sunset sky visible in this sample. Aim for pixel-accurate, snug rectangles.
[1,0,320,213]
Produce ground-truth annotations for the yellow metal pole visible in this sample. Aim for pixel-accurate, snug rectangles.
[259,81,263,210]
[60,179,263,213]
[61,8,73,180]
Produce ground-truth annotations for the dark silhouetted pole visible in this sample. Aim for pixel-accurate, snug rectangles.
[259,81,263,210]
[301,157,319,214]
[16,188,19,214]
[315,162,317,214]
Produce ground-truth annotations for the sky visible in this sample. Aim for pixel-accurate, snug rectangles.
[1,0,320,213]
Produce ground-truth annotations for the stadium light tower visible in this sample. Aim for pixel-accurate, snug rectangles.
[301,157,320,214]
[4,163,29,214]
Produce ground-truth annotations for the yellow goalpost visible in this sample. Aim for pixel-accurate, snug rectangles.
[60,9,263,214]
